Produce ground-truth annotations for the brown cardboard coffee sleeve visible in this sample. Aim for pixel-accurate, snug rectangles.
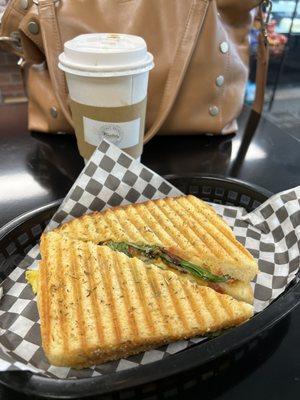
[70,97,147,159]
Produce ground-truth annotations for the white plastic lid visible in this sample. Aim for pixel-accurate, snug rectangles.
[58,33,154,77]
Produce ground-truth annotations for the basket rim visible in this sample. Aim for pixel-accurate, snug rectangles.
[0,199,63,243]
[163,174,274,199]
[0,175,299,399]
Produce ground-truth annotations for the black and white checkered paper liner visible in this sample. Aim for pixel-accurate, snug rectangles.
[0,140,299,378]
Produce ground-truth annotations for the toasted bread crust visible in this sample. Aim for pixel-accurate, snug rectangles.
[39,232,253,368]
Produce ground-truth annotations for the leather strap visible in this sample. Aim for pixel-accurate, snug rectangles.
[38,0,73,127]
[252,7,269,115]
[37,0,268,139]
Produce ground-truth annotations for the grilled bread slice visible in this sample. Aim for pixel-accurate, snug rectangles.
[56,195,258,282]
[182,276,254,304]
[217,280,253,304]
[39,231,253,368]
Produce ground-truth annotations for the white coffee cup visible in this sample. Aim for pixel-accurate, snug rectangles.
[58,33,154,161]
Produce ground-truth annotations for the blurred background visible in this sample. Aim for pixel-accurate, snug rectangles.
[1,0,300,140]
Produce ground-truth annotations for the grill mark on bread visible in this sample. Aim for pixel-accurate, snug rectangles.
[97,213,118,241]
[112,251,139,339]
[108,247,138,341]
[205,288,229,325]
[128,258,157,337]
[210,288,232,320]
[145,202,194,251]
[94,214,110,241]
[122,207,152,242]
[127,206,162,243]
[73,217,88,241]
[85,216,98,242]
[134,262,168,337]
[118,257,152,339]
[186,196,235,238]
[101,212,126,243]
[192,287,214,327]
[71,215,88,242]
[136,205,176,247]
[69,242,88,352]
[179,282,206,327]
[145,267,175,335]
[55,240,69,353]
[107,251,134,343]
[166,277,191,331]
[217,290,234,320]
[186,196,252,259]
[175,198,243,261]
[209,282,234,318]
[105,210,127,239]
[76,242,102,345]
[159,269,190,331]
[88,246,110,347]
[113,209,144,242]
[166,199,234,259]
[153,200,215,258]
[97,247,121,344]
[86,243,105,344]
[199,288,219,326]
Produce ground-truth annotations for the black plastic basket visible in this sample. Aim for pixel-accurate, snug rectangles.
[0,175,299,399]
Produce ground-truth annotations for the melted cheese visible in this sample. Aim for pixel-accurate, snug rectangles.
[25,270,39,294]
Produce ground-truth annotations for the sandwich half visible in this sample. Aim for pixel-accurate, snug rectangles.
[37,231,253,368]
[55,195,258,303]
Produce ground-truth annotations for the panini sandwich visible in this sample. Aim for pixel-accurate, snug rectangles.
[35,231,253,368]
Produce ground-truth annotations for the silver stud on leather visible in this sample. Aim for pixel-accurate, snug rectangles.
[50,107,58,118]
[28,21,39,35]
[20,0,29,10]
[209,106,219,116]
[220,41,229,54]
[216,75,224,87]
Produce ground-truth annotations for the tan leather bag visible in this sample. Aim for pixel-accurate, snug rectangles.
[0,0,270,142]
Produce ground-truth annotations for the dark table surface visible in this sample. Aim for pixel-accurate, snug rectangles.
[0,103,299,400]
